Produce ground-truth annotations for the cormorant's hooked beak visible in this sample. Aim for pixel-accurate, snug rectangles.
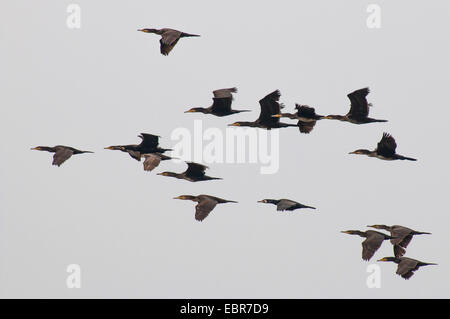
[184,109,196,113]
[272,114,282,118]
[31,147,39,150]
[228,123,240,126]
[137,29,149,33]
[257,200,267,203]
[340,231,351,234]
[377,258,389,262]
[104,146,114,150]
[173,195,190,200]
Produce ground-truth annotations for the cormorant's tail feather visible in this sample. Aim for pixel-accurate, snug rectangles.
[181,33,200,37]
[400,155,417,161]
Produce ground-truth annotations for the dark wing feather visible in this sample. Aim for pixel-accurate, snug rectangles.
[394,245,406,258]
[347,87,370,118]
[401,271,415,279]
[127,150,141,161]
[397,259,419,279]
[376,133,397,157]
[185,162,207,177]
[195,197,218,221]
[139,133,160,149]
[390,226,412,245]
[210,97,232,113]
[257,90,282,125]
[212,87,237,99]
[361,234,384,261]
[159,30,181,55]
[399,234,413,249]
[276,199,298,211]
[52,148,74,166]
[160,37,180,55]
[296,104,316,117]
[143,154,162,171]
[297,120,316,134]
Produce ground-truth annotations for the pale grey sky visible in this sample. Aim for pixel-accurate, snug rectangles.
[1,0,449,298]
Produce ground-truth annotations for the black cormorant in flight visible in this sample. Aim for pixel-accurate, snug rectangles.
[137,28,200,56]
[185,87,250,117]
[325,88,387,124]
[31,145,93,167]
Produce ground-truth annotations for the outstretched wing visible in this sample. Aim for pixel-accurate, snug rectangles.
[195,197,218,221]
[399,234,413,249]
[394,245,406,258]
[258,90,282,125]
[295,104,316,118]
[127,150,141,161]
[390,226,413,245]
[211,98,232,113]
[159,30,182,55]
[52,148,74,166]
[213,87,237,99]
[361,234,384,261]
[138,133,160,149]
[185,162,207,177]
[397,259,419,279]
[376,133,397,157]
[347,87,370,118]
[297,120,316,134]
[143,154,162,171]
[277,199,298,211]
[210,88,237,113]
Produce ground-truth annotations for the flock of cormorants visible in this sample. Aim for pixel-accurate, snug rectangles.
[30,27,435,281]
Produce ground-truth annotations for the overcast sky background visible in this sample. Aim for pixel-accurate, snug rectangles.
[1,0,449,298]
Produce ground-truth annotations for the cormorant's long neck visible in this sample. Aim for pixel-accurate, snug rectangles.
[356,149,373,156]
[147,28,162,35]
[38,146,56,152]
[106,145,134,152]
[166,172,182,179]
[346,230,367,237]
[239,121,257,127]
[281,112,296,119]
[325,115,345,121]
[385,257,401,263]
[375,225,392,231]
[187,107,210,114]
[266,199,280,205]
[198,108,210,114]
[183,195,198,202]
